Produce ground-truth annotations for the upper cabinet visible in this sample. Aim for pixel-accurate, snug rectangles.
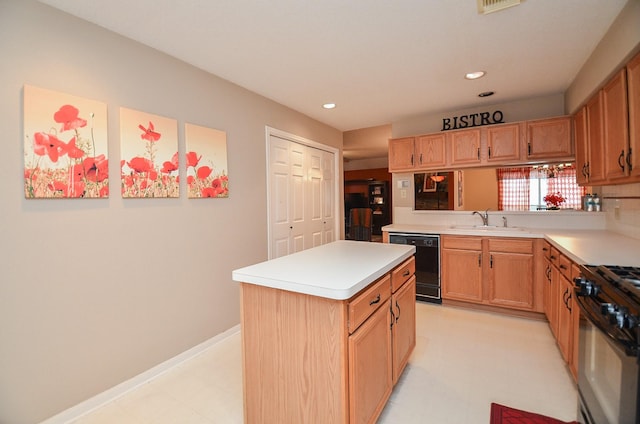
[526,116,573,160]
[389,116,571,172]
[628,51,640,181]
[388,134,448,172]
[572,50,640,186]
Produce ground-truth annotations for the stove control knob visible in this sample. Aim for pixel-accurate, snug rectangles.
[575,277,600,297]
[601,303,616,316]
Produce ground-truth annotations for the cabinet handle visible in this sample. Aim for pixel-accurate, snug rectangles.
[559,264,567,270]
[390,306,395,329]
[477,147,480,160]
[395,300,401,323]
[542,247,548,252]
[490,255,493,268]
[618,150,626,171]
[369,294,381,306]
[419,153,423,165]
[563,288,569,307]
[550,255,556,260]
[528,142,531,156]
[478,253,482,267]
[585,162,590,177]
[567,292,572,313]
[488,146,492,158]
[411,153,414,166]
[402,270,410,277]
[546,266,551,282]
[627,148,633,171]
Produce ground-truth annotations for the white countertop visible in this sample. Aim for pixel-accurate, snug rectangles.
[232,240,416,300]
[384,224,640,267]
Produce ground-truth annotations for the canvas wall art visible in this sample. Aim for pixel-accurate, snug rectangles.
[120,107,179,198]
[23,85,109,198]
[185,123,229,198]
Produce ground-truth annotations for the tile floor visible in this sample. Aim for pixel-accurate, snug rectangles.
[71,302,578,424]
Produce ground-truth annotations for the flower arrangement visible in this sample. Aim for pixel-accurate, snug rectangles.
[544,192,565,209]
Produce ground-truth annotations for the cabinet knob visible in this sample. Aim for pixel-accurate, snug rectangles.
[369,294,381,306]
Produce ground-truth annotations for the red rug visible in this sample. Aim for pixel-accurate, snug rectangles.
[490,403,579,424]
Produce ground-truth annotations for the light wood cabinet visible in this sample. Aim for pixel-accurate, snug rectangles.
[627,50,640,181]
[441,236,483,303]
[541,243,580,383]
[603,68,630,182]
[442,235,539,312]
[574,107,589,185]
[388,136,415,172]
[486,122,522,163]
[391,275,416,384]
[448,129,482,167]
[241,257,416,424]
[525,116,573,160]
[415,134,447,168]
[573,50,640,186]
[486,238,534,310]
[349,298,392,424]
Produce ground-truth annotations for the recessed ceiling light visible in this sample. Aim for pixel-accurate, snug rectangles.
[465,71,486,80]
[478,91,495,97]
[322,103,336,109]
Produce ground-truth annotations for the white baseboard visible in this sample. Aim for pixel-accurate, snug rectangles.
[40,325,241,424]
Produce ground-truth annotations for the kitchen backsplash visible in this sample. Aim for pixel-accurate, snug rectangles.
[600,182,640,240]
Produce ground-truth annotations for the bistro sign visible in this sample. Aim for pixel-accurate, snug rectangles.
[442,110,504,131]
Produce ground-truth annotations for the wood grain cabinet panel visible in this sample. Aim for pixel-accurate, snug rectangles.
[486,123,521,163]
[487,238,534,310]
[526,116,573,160]
[627,50,640,180]
[603,68,630,181]
[415,134,447,168]
[448,129,482,166]
[241,258,416,424]
[387,136,415,172]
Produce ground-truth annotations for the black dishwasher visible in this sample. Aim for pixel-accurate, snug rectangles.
[389,233,441,304]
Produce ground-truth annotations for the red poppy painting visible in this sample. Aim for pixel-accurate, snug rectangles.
[120,107,179,198]
[184,123,229,198]
[23,85,109,198]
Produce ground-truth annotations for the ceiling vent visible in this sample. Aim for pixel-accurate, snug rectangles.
[477,0,521,14]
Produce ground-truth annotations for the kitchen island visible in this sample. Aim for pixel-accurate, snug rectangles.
[232,240,416,424]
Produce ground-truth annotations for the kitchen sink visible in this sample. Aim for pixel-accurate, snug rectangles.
[450,225,523,231]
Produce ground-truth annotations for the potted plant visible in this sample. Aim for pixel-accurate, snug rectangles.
[543,192,565,210]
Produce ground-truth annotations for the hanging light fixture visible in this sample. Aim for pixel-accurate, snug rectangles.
[430,173,446,183]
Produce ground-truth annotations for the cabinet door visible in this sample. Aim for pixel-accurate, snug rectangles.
[548,265,560,338]
[627,51,640,180]
[486,123,521,163]
[388,137,415,172]
[573,107,589,185]
[586,92,607,184]
[603,68,630,181]
[448,129,482,167]
[487,251,534,310]
[556,273,573,363]
[392,276,416,384]
[526,116,572,159]
[415,134,447,168]
[349,300,393,424]
[441,238,483,303]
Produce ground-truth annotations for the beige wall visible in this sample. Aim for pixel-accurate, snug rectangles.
[0,2,342,423]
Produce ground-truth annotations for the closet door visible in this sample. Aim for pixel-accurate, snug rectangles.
[268,131,337,259]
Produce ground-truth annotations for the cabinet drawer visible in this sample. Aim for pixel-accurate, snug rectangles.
[550,246,560,267]
[442,235,482,250]
[558,254,572,280]
[391,257,415,292]
[488,238,533,254]
[348,274,391,334]
[542,241,552,259]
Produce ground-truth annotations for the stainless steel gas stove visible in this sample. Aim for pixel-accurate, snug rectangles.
[574,264,640,424]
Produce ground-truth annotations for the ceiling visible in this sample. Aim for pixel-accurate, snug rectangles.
[40,0,628,152]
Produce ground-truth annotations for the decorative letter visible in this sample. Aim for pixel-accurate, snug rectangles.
[442,118,451,131]
[480,112,490,125]
[492,110,504,124]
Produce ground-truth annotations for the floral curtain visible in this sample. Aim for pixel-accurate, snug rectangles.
[497,167,531,211]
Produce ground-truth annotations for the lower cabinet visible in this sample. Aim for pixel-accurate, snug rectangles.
[442,235,539,312]
[241,257,416,424]
[349,299,393,424]
[539,241,580,382]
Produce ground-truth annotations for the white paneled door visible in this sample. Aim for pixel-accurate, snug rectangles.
[267,129,337,259]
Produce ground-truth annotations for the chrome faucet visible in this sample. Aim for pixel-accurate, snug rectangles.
[472,209,490,226]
